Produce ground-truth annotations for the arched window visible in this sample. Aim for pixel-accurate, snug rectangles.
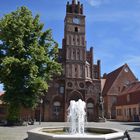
[73,49,76,60]
[53,101,61,115]
[82,36,84,45]
[87,103,94,109]
[75,66,77,77]
[69,35,71,45]
[53,101,61,121]
[80,65,83,77]
[86,66,88,77]
[59,86,64,94]
[53,101,61,107]
[77,49,80,60]
[68,48,71,59]
[75,27,78,32]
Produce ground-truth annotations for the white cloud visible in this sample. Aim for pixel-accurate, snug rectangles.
[86,10,140,23]
[85,0,110,7]
[124,55,140,67]
[86,0,101,6]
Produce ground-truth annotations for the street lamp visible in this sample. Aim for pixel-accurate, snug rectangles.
[39,99,43,125]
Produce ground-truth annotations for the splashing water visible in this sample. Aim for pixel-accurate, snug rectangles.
[67,99,86,134]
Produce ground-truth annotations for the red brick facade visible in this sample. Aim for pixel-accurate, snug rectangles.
[1,1,139,123]
[41,0,102,122]
[102,64,137,119]
[116,81,140,121]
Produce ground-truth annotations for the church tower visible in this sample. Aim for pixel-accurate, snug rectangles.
[43,0,103,122]
[63,0,86,79]
[62,0,102,121]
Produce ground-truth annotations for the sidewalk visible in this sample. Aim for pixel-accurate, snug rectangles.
[0,121,139,140]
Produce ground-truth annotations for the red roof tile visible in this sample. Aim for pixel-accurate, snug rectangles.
[116,82,140,106]
[121,81,140,94]
[102,64,125,96]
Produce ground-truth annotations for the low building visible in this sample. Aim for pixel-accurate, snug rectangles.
[116,81,140,121]
[102,64,137,119]
[0,92,35,123]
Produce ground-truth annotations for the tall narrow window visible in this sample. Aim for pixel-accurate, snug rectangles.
[75,27,78,32]
[73,37,75,45]
[77,37,80,45]
[53,101,61,121]
[73,49,76,60]
[68,48,71,59]
[82,36,84,45]
[86,66,88,77]
[66,64,69,76]
[69,35,71,45]
[77,49,80,60]
[59,86,64,94]
[75,67,77,77]
[80,65,83,77]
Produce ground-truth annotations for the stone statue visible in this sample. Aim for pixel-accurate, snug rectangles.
[99,92,103,111]
[98,92,105,122]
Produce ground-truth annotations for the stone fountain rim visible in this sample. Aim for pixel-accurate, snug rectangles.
[28,126,125,139]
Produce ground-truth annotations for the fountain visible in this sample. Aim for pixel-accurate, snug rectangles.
[28,99,129,140]
[67,99,86,134]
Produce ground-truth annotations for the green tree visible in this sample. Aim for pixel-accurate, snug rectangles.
[0,6,61,123]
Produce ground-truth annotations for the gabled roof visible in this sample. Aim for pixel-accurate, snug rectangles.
[102,64,125,96]
[121,81,140,95]
[116,82,140,106]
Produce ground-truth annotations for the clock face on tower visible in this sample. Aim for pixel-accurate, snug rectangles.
[73,17,80,24]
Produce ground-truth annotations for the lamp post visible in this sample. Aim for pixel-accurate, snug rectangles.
[39,99,43,125]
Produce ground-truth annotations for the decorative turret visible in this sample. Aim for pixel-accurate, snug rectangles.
[66,0,83,14]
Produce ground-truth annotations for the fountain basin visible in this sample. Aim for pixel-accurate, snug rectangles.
[27,126,126,140]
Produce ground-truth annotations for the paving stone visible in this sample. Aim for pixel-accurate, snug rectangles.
[0,121,139,140]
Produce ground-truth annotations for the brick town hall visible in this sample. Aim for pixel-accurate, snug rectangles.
[41,0,103,122]
[0,0,139,122]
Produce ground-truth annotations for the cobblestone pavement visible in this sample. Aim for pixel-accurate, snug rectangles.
[0,121,140,140]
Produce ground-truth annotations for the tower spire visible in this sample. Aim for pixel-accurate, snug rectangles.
[67,0,83,14]
[74,0,78,4]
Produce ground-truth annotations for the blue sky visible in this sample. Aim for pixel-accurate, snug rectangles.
[0,0,140,91]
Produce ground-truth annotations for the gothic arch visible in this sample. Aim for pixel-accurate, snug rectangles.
[86,81,93,87]
[51,95,63,103]
[86,98,94,104]
[68,90,84,102]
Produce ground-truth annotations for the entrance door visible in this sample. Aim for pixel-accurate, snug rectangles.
[87,102,94,122]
